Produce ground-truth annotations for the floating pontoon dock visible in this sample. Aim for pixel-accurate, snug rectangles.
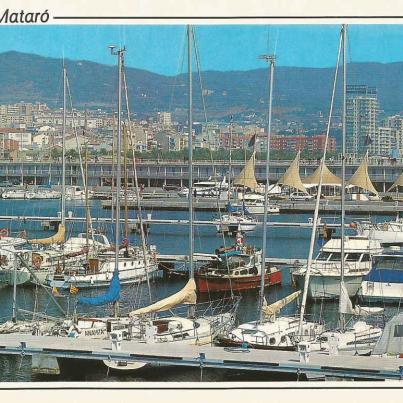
[0,334,401,380]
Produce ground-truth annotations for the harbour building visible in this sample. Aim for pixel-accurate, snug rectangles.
[346,85,379,157]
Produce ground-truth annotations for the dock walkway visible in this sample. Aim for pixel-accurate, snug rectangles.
[0,334,402,380]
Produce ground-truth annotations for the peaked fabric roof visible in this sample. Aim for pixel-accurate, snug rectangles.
[276,151,307,193]
[303,161,342,186]
[233,151,258,190]
[347,151,378,195]
[388,172,403,191]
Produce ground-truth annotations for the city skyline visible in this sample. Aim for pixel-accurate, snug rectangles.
[0,25,403,75]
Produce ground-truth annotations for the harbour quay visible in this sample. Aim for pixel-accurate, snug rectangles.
[0,158,402,193]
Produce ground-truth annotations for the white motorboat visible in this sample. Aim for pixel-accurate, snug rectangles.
[292,236,383,299]
[353,218,403,246]
[178,176,228,198]
[357,250,403,302]
[214,212,258,233]
[65,186,88,200]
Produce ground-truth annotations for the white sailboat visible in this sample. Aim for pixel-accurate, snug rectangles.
[217,53,323,350]
[303,25,383,354]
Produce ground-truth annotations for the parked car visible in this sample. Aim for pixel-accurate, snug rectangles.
[289,191,314,201]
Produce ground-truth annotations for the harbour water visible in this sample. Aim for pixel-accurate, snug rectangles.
[0,199,399,381]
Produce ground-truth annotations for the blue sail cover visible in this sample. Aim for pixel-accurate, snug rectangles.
[226,202,236,213]
[219,249,242,258]
[77,270,120,306]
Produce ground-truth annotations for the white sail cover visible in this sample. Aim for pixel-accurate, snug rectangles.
[339,281,354,315]
[233,152,258,190]
[129,279,197,316]
[277,151,307,193]
[347,152,378,195]
[262,290,302,317]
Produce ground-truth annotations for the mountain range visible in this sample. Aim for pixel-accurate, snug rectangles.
[0,51,402,121]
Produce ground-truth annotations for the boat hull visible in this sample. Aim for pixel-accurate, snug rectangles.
[358,280,403,303]
[293,272,364,299]
[195,270,282,293]
[0,269,31,286]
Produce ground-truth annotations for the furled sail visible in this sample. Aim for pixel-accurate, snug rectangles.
[262,290,302,318]
[233,151,258,190]
[339,281,354,315]
[129,279,196,316]
[77,270,120,306]
[303,160,342,186]
[29,224,65,245]
[347,151,378,195]
[388,172,403,191]
[277,151,307,193]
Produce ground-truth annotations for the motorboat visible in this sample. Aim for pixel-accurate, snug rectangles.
[357,249,403,302]
[292,236,383,299]
[195,241,281,293]
[353,218,403,246]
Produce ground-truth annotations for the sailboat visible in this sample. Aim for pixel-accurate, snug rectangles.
[214,152,259,233]
[304,25,383,354]
[56,31,239,371]
[217,53,322,349]
[28,67,108,285]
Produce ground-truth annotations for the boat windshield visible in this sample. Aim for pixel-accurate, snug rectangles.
[374,256,403,270]
[317,251,331,261]
[345,253,363,262]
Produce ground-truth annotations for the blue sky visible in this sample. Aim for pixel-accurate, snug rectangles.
[0,24,402,75]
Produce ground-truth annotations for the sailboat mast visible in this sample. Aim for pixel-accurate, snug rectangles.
[110,45,125,318]
[188,25,194,281]
[61,67,66,227]
[339,24,347,331]
[123,125,129,242]
[298,29,343,335]
[258,54,275,323]
[228,116,233,202]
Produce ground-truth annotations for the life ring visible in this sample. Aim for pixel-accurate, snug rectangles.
[32,254,43,269]
[0,229,8,237]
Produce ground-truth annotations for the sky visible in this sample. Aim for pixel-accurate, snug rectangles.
[0,24,402,75]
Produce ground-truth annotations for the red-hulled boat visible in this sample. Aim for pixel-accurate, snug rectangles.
[195,242,282,293]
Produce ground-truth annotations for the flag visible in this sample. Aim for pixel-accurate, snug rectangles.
[52,287,60,296]
[248,133,257,148]
[364,135,373,146]
[70,284,79,295]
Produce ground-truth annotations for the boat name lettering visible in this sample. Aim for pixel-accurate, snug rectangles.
[83,328,106,337]
[0,9,50,23]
